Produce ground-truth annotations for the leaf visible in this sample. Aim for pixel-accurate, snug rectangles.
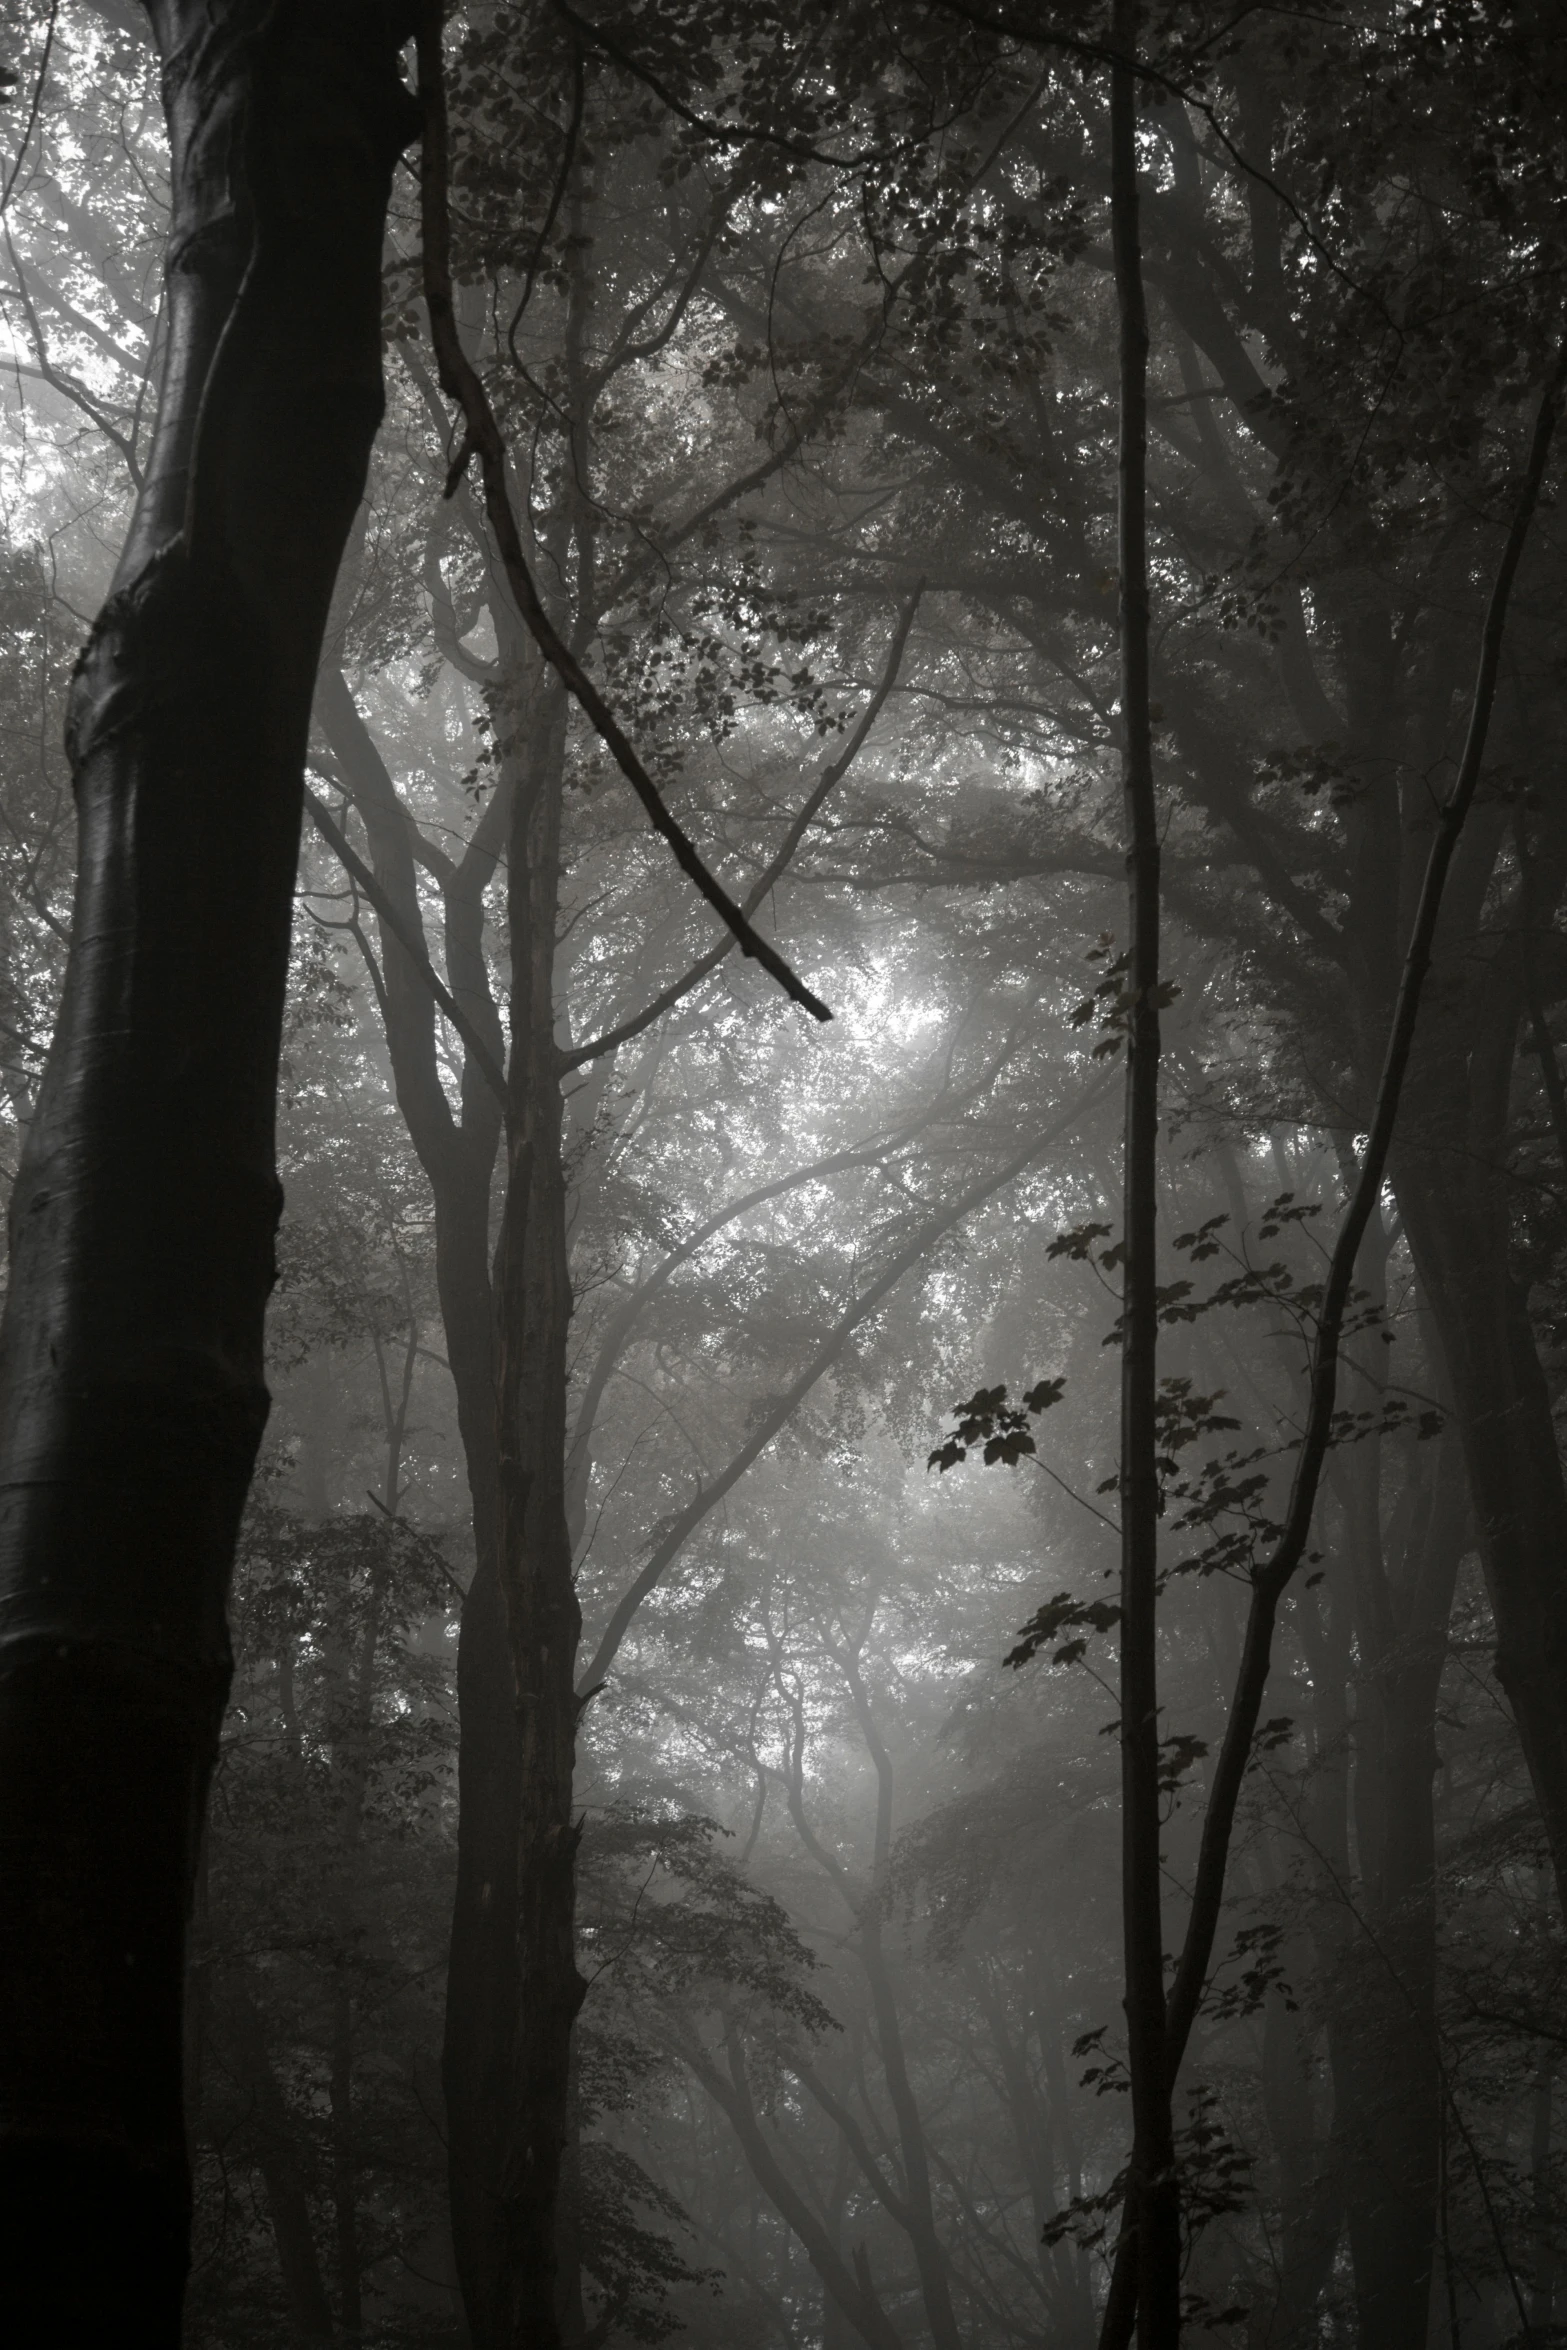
[1048,1220,1114,1262]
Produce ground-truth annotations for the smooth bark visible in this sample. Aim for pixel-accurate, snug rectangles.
[489,636,585,2349]
[0,7,413,2334]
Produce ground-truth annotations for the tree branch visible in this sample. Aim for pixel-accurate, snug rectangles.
[303,787,508,1108]
[565,585,921,1069]
[413,8,831,1025]
[576,1076,1114,1695]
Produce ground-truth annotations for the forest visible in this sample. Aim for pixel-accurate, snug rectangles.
[0,2,1562,2346]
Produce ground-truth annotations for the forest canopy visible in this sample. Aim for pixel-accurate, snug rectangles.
[0,3,1565,2347]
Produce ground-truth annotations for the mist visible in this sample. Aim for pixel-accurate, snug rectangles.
[0,5,1561,2347]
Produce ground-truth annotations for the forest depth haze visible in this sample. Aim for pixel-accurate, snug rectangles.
[0,2,1562,2345]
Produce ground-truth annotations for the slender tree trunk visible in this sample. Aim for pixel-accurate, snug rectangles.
[227,1984,337,2345]
[0,8,412,2336]
[330,1973,365,2338]
[683,2032,905,2350]
[491,639,585,2348]
[1344,1427,1464,2349]
[841,1654,965,2350]
[1249,1984,1339,2350]
[1107,7,1179,2341]
[308,661,522,2335]
[1098,347,1564,2350]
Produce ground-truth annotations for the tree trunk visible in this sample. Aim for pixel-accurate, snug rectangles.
[227,1982,337,2345]
[310,664,521,2337]
[0,7,412,2336]
[491,639,585,2348]
[1107,6,1179,2340]
[840,1652,965,2350]
[1396,1142,1567,1915]
[1249,1985,1339,2350]
[1348,1429,1464,2349]
[683,2031,905,2350]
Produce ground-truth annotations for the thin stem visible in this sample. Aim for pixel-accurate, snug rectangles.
[1106,6,1180,2343]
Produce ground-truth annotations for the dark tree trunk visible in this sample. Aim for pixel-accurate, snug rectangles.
[1107,7,1180,2340]
[1397,1160,1567,1914]
[309,664,521,2333]
[227,1983,336,2345]
[448,1534,525,2340]
[1344,1427,1464,2350]
[840,1655,965,2350]
[1392,817,1567,1918]
[1249,1985,1339,2350]
[0,7,413,2337]
[683,2032,906,2350]
[491,643,585,2348]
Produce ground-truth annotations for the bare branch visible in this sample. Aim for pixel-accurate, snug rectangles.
[565,584,922,1069]
[303,786,508,1109]
[413,8,831,1025]
[575,1076,1115,1696]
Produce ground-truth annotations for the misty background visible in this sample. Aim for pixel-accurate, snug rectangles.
[0,3,1561,2346]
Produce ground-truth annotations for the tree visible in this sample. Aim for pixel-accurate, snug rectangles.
[0,5,416,2333]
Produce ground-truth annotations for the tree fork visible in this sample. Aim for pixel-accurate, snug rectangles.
[0,5,416,2336]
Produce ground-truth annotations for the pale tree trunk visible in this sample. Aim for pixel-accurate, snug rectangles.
[0,5,413,2336]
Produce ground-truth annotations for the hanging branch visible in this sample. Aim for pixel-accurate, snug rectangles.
[412,6,831,1026]
[565,583,922,1069]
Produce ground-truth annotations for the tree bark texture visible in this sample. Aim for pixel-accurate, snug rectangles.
[0,7,413,2337]
[490,638,585,2349]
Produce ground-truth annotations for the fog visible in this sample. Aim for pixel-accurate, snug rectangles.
[0,5,1562,2347]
